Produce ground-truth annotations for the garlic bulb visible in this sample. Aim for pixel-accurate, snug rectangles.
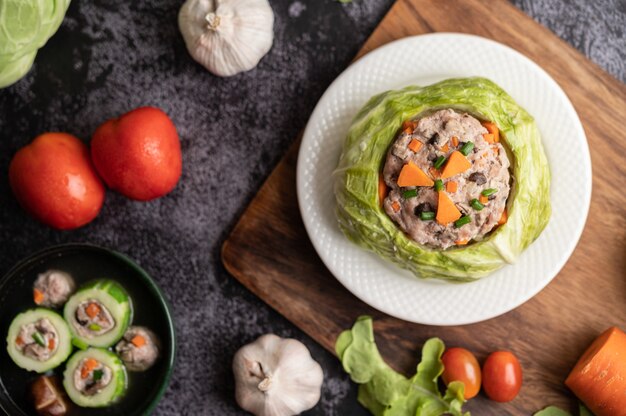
[233,334,324,416]
[178,0,274,77]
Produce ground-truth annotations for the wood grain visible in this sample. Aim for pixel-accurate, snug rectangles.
[222,0,626,414]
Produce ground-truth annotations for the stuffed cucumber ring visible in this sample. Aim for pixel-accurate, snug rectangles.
[6,308,72,373]
[334,77,551,281]
[63,348,127,407]
[64,280,132,349]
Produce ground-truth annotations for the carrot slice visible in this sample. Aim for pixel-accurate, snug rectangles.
[33,289,45,305]
[402,120,417,131]
[48,338,55,351]
[446,181,458,193]
[391,201,401,212]
[565,327,626,416]
[481,121,500,142]
[436,192,462,225]
[479,195,489,205]
[15,336,24,346]
[482,133,496,143]
[86,303,101,318]
[81,358,99,379]
[378,175,388,207]
[441,143,450,153]
[397,162,434,187]
[408,139,422,152]
[451,136,459,147]
[455,239,469,245]
[131,335,146,348]
[441,151,472,179]
[497,208,508,225]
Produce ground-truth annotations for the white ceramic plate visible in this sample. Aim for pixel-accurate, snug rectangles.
[296,33,591,325]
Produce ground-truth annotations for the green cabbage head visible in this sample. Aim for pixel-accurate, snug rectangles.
[0,0,71,88]
[333,77,551,281]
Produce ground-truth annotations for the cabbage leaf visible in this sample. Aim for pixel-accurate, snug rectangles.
[336,316,468,416]
[0,0,71,88]
[333,77,551,281]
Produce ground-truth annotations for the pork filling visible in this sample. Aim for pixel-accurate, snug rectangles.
[383,109,511,249]
[73,358,113,396]
[15,318,59,361]
[74,299,115,338]
[33,270,75,308]
[115,326,159,372]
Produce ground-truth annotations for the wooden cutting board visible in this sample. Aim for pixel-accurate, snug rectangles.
[222,0,626,413]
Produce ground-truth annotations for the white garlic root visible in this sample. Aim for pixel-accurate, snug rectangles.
[178,0,275,77]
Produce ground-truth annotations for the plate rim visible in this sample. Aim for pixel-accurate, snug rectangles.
[296,32,592,326]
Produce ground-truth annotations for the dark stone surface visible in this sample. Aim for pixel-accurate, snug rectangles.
[0,0,623,415]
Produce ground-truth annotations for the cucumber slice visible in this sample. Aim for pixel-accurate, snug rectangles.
[64,280,132,349]
[6,308,72,373]
[63,348,128,407]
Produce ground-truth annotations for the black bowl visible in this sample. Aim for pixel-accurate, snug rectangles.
[0,244,176,416]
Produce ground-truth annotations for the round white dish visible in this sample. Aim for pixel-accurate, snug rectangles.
[296,33,591,325]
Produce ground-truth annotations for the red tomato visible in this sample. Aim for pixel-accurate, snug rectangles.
[91,106,182,201]
[441,347,481,399]
[9,133,105,230]
[482,351,523,402]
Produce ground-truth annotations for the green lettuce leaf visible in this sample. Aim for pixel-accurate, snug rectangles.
[0,0,71,87]
[336,316,469,416]
[333,77,551,281]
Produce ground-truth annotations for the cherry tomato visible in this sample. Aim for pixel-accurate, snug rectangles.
[482,351,523,402]
[9,132,105,229]
[441,347,481,399]
[91,106,182,201]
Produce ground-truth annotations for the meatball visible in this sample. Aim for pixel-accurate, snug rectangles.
[33,270,75,308]
[383,109,510,249]
[115,326,160,371]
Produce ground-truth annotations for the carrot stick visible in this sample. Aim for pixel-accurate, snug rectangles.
[48,338,56,351]
[497,209,508,225]
[33,289,45,305]
[481,121,500,142]
[378,175,388,207]
[565,327,626,416]
[408,139,422,152]
[451,136,459,147]
[479,195,489,205]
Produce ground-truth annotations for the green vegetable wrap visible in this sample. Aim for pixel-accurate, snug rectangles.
[6,308,72,373]
[63,348,128,407]
[334,77,551,281]
[64,279,132,349]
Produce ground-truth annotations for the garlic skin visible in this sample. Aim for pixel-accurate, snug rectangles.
[178,0,274,77]
[233,334,324,416]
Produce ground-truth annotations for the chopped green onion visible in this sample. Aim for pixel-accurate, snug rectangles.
[434,179,443,192]
[402,189,418,199]
[88,323,101,331]
[481,188,498,196]
[459,142,474,156]
[32,332,46,347]
[470,199,484,211]
[420,212,435,221]
[93,369,104,381]
[454,215,471,228]
[433,156,446,169]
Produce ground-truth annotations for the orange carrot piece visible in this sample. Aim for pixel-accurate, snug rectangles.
[481,121,500,142]
[81,358,99,379]
[455,239,469,246]
[48,338,55,351]
[402,120,416,131]
[131,335,146,348]
[451,136,459,147]
[441,151,472,179]
[391,201,401,212]
[441,143,450,153]
[482,133,496,143]
[436,192,462,225]
[429,167,441,179]
[15,336,24,346]
[86,303,101,318]
[33,289,44,305]
[479,195,489,204]
[378,175,388,207]
[497,208,508,225]
[565,327,626,416]
[397,162,434,187]
[446,181,458,193]
[408,139,422,152]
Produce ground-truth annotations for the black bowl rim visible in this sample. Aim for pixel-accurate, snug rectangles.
[0,243,177,416]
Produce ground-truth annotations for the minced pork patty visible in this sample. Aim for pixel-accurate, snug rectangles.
[383,108,510,249]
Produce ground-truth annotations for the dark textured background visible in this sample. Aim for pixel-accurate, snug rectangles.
[0,0,624,415]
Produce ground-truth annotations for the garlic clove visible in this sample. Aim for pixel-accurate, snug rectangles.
[178,0,274,77]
